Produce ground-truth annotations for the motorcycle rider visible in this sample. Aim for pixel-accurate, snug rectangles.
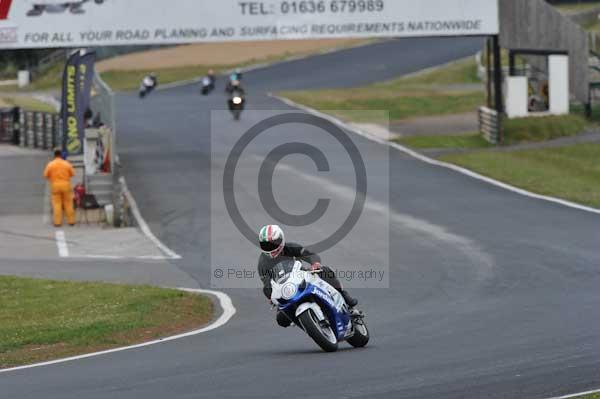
[139,73,158,98]
[230,68,243,82]
[143,72,157,89]
[230,80,245,95]
[207,69,216,85]
[257,224,358,328]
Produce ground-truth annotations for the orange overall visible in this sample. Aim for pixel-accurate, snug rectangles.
[43,157,75,226]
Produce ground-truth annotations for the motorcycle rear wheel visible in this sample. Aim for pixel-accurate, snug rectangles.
[347,317,370,348]
[298,309,338,352]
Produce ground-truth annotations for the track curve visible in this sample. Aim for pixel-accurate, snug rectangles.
[2,37,600,399]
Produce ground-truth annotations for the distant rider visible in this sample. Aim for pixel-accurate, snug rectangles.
[230,68,243,82]
[228,81,245,110]
[143,73,157,89]
[207,69,216,85]
[230,80,244,95]
[257,224,358,328]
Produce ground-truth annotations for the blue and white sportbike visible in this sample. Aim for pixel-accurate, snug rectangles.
[270,259,369,352]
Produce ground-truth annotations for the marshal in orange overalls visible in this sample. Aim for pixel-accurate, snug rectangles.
[43,154,76,227]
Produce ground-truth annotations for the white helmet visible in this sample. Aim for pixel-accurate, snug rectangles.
[258,225,285,258]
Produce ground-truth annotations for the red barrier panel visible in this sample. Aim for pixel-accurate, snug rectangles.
[0,0,13,21]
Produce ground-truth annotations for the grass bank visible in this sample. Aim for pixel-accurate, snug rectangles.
[0,276,213,368]
[100,65,219,91]
[502,114,587,144]
[439,143,600,208]
[0,95,57,113]
[394,113,589,152]
[280,57,484,123]
[555,1,600,13]
[393,132,491,150]
[574,392,600,399]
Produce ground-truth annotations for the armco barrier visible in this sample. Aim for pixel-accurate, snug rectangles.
[479,106,501,144]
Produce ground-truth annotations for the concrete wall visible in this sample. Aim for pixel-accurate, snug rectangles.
[500,0,589,103]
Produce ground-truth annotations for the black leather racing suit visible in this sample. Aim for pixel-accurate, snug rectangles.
[258,242,343,300]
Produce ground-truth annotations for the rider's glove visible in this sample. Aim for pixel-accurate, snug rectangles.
[311,262,322,271]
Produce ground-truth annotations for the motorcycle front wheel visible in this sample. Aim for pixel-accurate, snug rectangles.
[298,309,338,352]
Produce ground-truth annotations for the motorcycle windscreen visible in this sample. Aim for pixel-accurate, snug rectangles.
[269,259,296,284]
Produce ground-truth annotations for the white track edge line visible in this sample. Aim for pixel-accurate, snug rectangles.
[79,255,171,260]
[273,95,600,216]
[546,388,600,399]
[0,287,235,374]
[119,176,182,260]
[54,230,69,257]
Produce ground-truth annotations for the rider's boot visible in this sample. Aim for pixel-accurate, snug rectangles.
[276,311,292,328]
[341,290,358,308]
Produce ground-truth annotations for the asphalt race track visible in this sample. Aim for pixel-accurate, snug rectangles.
[3,37,600,398]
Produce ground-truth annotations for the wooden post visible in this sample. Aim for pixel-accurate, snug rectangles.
[492,35,503,143]
[486,38,493,108]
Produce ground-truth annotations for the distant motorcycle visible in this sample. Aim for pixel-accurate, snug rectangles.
[201,76,215,95]
[270,259,369,352]
[228,90,245,120]
[139,75,157,99]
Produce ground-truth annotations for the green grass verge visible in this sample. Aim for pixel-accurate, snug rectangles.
[574,393,600,398]
[393,132,491,150]
[1,95,57,113]
[284,91,484,123]
[583,18,600,32]
[280,58,484,123]
[385,57,481,86]
[503,114,587,145]
[100,65,220,91]
[0,276,213,368]
[0,63,64,93]
[29,63,65,91]
[555,1,600,12]
[2,63,226,93]
[439,143,600,208]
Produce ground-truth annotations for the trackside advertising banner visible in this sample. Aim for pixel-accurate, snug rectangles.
[61,49,95,155]
[0,0,498,48]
